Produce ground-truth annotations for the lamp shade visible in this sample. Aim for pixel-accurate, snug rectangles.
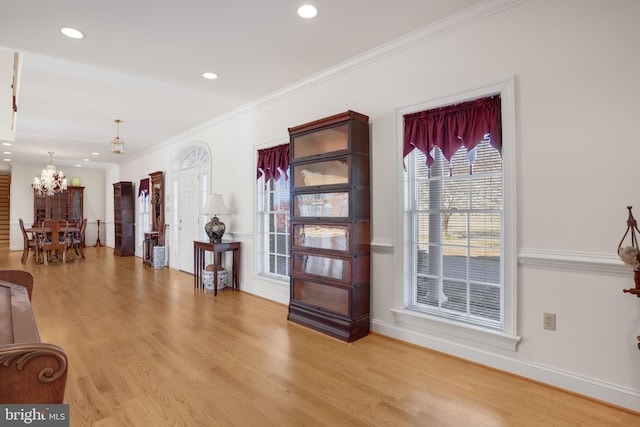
[202,194,229,215]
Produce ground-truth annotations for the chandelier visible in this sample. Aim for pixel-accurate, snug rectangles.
[111,119,125,154]
[32,152,67,196]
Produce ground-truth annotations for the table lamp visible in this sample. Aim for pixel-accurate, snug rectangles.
[202,194,229,242]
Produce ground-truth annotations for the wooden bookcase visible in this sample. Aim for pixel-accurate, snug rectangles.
[33,186,84,226]
[287,111,371,342]
[113,181,134,256]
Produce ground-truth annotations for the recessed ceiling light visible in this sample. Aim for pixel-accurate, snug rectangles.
[298,5,318,19]
[91,152,99,156]
[2,151,10,155]
[202,72,218,80]
[83,158,90,162]
[3,159,10,162]
[60,27,84,39]
[2,142,11,146]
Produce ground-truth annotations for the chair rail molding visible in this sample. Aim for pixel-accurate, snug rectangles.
[518,248,628,276]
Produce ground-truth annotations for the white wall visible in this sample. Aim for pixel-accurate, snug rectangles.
[27,0,638,411]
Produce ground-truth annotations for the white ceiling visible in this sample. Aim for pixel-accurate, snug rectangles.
[0,0,482,170]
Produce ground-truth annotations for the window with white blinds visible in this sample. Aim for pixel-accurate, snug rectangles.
[258,171,290,278]
[404,138,504,330]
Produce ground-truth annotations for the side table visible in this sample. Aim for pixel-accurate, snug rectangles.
[193,240,241,296]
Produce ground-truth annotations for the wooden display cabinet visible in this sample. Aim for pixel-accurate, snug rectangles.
[33,186,84,226]
[287,111,370,342]
[150,171,164,233]
[113,181,134,256]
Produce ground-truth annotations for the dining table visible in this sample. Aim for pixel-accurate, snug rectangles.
[25,224,81,264]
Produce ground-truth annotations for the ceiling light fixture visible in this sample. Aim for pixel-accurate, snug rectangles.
[297,5,318,19]
[60,27,84,39]
[202,72,218,80]
[32,152,67,196]
[111,119,125,154]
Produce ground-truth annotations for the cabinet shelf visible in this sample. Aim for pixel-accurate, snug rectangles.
[33,186,84,226]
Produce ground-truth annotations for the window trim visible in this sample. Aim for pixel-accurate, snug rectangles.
[256,155,291,282]
[394,77,520,351]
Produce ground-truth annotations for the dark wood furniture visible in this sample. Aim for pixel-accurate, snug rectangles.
[19,218,36,264]
[33,186,84,226]
[193,240,241,296]
[40,218,72,264]
[95,219,103,247]
[143,171,165,266]
[287,111,371,342]
[150,171,164,232]
[113,181,134,256]
[0,275,68,403]
[143,231,159,266]
[25,224,79,264]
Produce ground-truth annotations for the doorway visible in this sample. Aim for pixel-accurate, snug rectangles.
[174,145,210,273]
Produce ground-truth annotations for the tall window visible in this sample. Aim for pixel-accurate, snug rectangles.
[257,143,290,279]
[404,94,509,332]
[137,177,151,253]
[405,139,502,329]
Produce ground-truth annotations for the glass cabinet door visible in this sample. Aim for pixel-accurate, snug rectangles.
[71,189,83,222]
[291,251,350,283]
[292,223,351,252]
[293,192,349,218]
[292,123,349,160]
[292,278,349,316]
[292,158,350,189]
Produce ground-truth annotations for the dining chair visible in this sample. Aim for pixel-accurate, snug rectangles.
[19,219,37,264]
[41,219,71,265]
[0,270,34,300]
[71,218,87,259]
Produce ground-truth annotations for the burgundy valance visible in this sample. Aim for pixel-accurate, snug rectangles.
[138,177,149,198]
[403,95,502,167]
[257,143,289,181]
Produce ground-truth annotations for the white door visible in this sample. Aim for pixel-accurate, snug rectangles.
[178,166,201,273]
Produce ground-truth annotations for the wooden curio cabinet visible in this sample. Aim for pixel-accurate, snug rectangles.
[287,111,371,342]
[33,186,84,225]
[149,171,164,233]
[113,181,134,256]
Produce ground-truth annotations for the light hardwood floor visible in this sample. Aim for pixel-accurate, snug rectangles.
[3,247,638,426]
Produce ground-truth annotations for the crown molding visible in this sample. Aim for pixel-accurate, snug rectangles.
[155,0,528,149]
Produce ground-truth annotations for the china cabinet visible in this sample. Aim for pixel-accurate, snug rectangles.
[287,110,370,342]
[33,186,84,226]
[113,181,134,256]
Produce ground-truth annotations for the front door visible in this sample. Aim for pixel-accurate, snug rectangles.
[178,166,201,273]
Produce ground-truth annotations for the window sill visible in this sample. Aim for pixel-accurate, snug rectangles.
[391,308,522,352]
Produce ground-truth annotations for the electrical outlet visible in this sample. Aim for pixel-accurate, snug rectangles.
[543,313,556,331]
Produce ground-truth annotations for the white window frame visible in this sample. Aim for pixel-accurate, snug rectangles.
[392,78,521,351]
[136,178,151,256]
[257,168,290,281]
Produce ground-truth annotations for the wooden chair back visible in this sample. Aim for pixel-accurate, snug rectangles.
[0,270,34,301]
[19,218,31,244]
[41,219,71,258]
[19,219,36,264]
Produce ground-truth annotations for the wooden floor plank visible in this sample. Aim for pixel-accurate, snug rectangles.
[1,247,638,426]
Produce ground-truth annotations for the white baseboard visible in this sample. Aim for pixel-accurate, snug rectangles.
[371,319,640,412]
